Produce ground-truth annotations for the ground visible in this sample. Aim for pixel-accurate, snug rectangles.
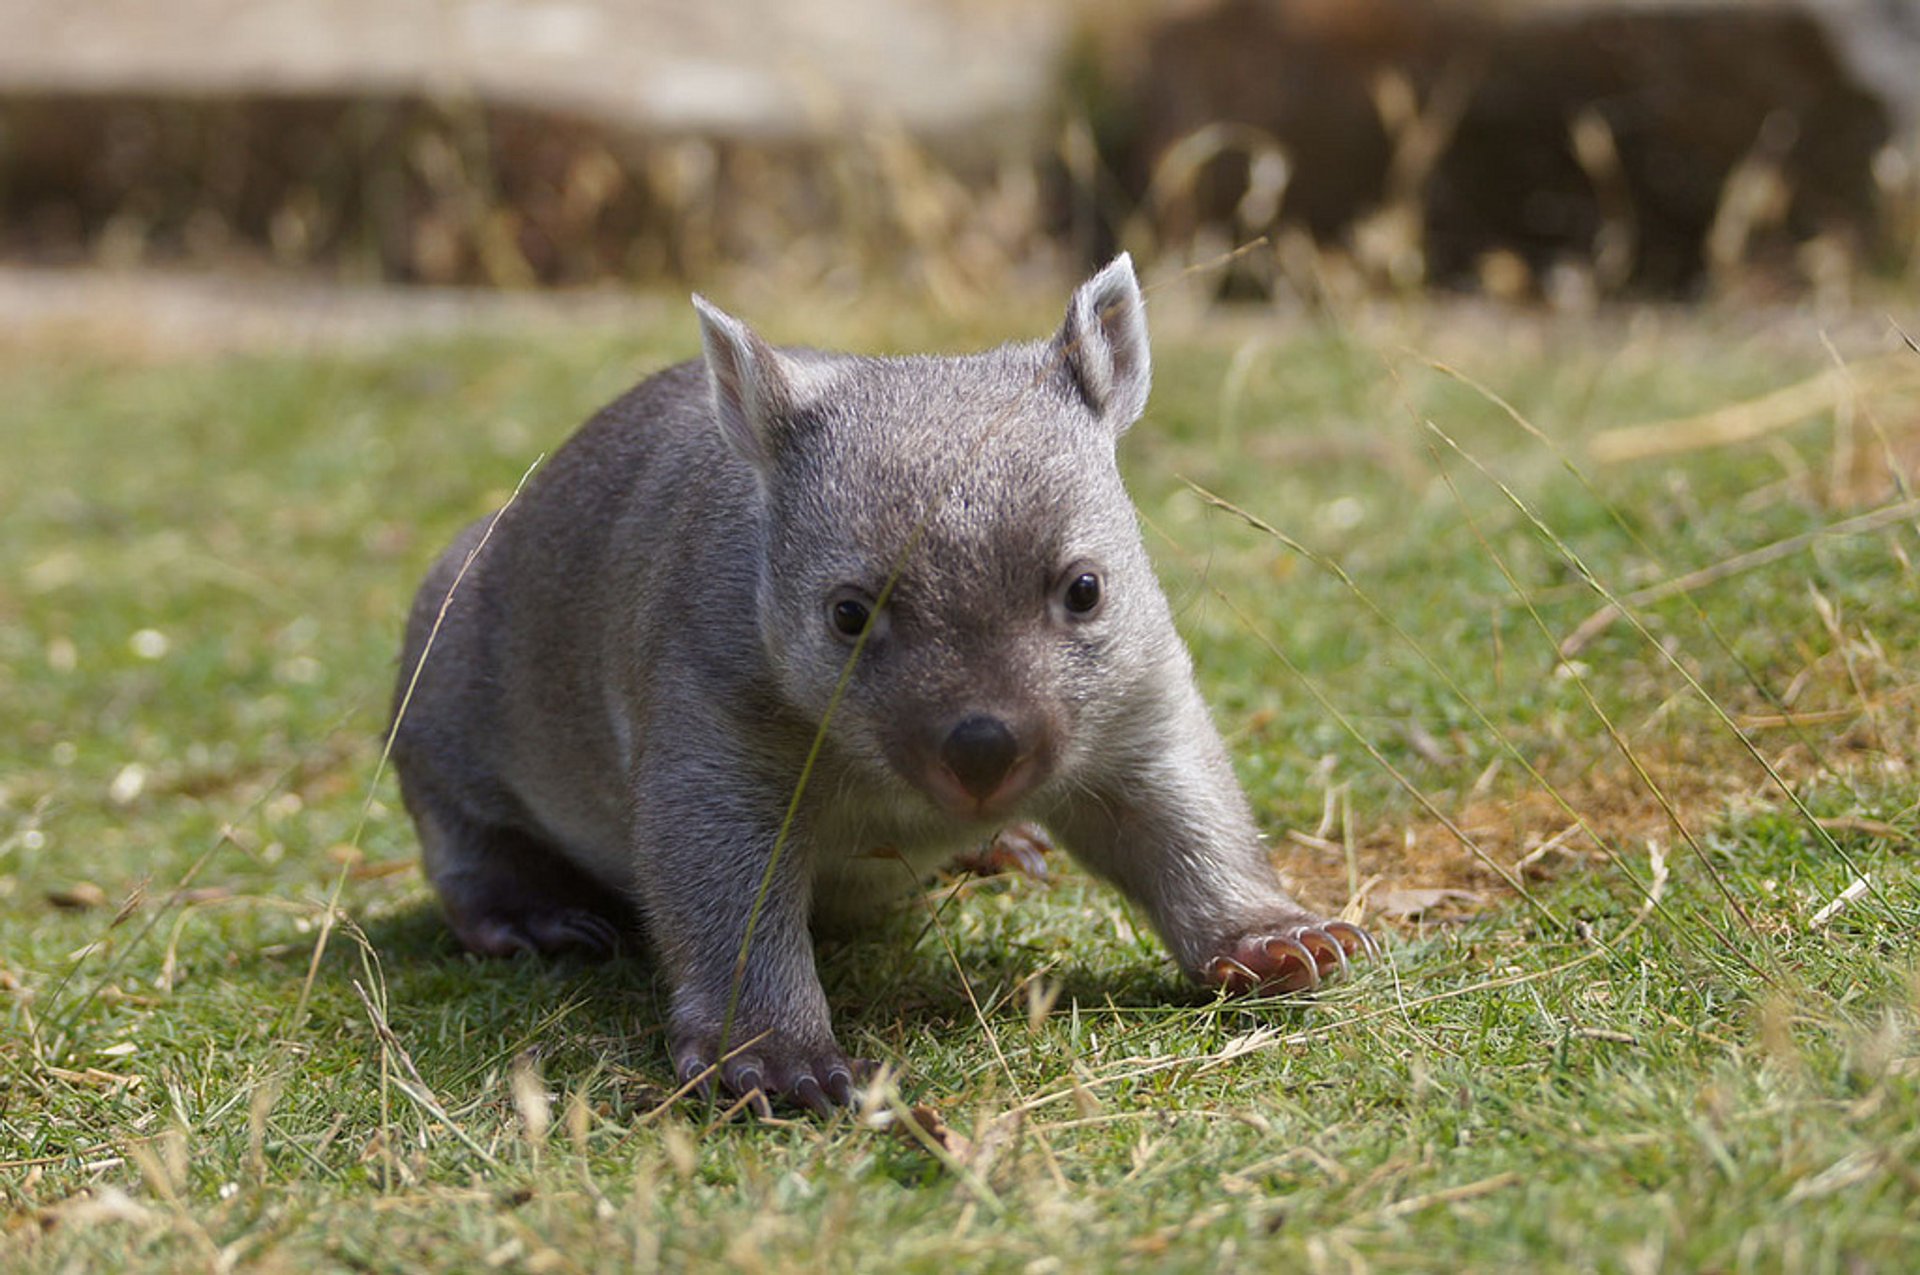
[2,271,1917,1270]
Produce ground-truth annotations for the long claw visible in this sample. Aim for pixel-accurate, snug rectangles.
[1208,954,1260,994]
[675,1036,865,1116]
[956,822,1056,880]
[725,1061,770,1116]
[1296,928,1349,980]
[791,1073,832,1117]
[1322,920,1377,959]
[676,1055,714,1099]
[550,911,620,957]
[584,914,622,954]
[1263,935,1321,991]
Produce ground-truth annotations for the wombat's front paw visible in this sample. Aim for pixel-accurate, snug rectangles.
[672,1031,874,1117]
[1203,919,1376,995]
[952,821,1055,879]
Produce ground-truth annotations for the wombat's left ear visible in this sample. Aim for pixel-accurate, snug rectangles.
[692,294,801,479]
[1057,252,1151,433]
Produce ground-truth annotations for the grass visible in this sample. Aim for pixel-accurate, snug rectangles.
[2,285,1918,1271]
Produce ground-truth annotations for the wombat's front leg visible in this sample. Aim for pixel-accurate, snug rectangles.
[1049,695,1374,994]
[634,766,861,1115]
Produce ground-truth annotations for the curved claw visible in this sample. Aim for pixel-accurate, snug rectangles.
[790,1073,832,1117]
[1321,920,1378,960]
[955,822,1055,880]
[458,907,623,960]
[1207,954,1262,995]
[1263,935,1321,991]
[676,1054,715,1099]
[1294,928,1349,981]
[544,910,621,958]
[724,1062,773,1118]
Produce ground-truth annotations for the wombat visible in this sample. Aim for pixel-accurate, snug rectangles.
[390,255,1372,1113]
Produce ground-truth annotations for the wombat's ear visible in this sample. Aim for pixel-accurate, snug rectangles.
[1057,252,1152,433]
[692,295,799,476]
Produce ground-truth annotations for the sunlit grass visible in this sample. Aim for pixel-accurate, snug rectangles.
[3,297,1917,1270]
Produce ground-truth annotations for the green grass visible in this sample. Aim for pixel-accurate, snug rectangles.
[3,294,1918,1271]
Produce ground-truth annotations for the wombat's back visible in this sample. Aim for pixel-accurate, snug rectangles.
[391,359,765,875]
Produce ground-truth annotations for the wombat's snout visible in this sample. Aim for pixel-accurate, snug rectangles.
[917,711,1050,819]
[942,715,1019,800]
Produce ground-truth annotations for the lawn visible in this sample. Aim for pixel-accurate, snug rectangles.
[3,282,1918,1271]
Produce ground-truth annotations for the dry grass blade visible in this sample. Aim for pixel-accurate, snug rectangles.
[872,1091,1005,1213]
[1558,496,1920,657]
[349,978,502,1169]
[370,453,546,845]
[1809,876,1872,928]
[1586,353,1920,464]
[1139,123,1289,232]
[1425,442,1778,981]
[1380,1171,1522,1218]
[1813,815,1909,842]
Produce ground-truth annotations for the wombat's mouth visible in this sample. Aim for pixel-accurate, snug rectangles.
[918,752,1047,823]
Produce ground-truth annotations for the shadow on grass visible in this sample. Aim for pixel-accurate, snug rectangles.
[308,883,1237,1107]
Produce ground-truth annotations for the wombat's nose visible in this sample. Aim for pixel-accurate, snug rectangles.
[941,715,1020,800]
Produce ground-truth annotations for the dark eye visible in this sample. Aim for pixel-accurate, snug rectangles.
[831,597,871,639]
[1063,570,1102,616]
[827,587,887,644]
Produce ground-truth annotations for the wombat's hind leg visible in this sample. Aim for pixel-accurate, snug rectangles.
[1206,919,1375,995]
[412,798,627,960]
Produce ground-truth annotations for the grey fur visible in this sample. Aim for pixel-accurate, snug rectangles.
[390,254,1369,1110]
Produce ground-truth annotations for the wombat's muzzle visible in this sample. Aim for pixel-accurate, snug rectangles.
[917,711,1051,819]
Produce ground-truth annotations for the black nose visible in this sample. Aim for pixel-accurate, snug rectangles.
[941,715,1019,800]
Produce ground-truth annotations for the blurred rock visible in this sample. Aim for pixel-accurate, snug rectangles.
[1099,0,1906,295]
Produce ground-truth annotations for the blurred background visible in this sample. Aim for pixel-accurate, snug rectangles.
[3,0,1917,317]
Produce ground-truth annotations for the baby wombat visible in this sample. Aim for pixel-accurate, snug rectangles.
[390,256,1372,1112]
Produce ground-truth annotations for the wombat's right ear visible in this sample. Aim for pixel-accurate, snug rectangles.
[1057,252,1152,433]
[692,295,798,476]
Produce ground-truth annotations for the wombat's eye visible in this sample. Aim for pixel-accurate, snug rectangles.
[1058,565,1104,619]
[827,588,881,643]
[832,599,870,636]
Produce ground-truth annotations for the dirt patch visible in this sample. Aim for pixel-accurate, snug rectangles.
[1278,695,1913,930]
